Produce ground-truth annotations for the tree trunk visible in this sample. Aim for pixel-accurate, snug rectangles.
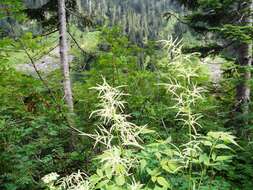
[76,0,83,13]
[235,1,253,127]
[58,0,77,150]
[58,0,74,113]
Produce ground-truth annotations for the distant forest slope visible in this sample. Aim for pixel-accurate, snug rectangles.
[24,0,184,45]
[80,0,183,43]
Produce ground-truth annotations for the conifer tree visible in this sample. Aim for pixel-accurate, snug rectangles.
[173,0,253,128]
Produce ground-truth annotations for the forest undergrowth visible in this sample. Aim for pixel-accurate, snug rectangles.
[1,1,253,189]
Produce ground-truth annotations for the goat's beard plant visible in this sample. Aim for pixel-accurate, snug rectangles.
[42,37,239,190]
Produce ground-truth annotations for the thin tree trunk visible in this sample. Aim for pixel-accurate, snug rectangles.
[58,0,77,150]
[58,0,74,113]
[235,0,253,127]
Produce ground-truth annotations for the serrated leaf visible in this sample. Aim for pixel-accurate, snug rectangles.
[215,155,233,161]
[97,169,103,177]
[96,179,109,188]
[105,167,113,179]
[151,176,157,182]
[140,159,147,172]
[199,154,209,165]
[161,160,179,173]
[214,144,233,151]
[147,168,160,176]
[157,177,171,188]
[202,140,212,146]
[89,174,101,184]
[115,175,125,186]
[155,152,162,160]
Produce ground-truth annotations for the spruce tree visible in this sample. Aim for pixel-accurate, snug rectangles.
[172,0,253,128]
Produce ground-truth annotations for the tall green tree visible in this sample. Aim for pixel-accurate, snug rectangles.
[172,0,253,128]
[236,0,253,126]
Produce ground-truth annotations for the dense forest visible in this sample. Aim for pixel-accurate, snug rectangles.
[0,0,253,189]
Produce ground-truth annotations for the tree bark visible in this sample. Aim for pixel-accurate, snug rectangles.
[235,0,253,127]
[58,0,74,113]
